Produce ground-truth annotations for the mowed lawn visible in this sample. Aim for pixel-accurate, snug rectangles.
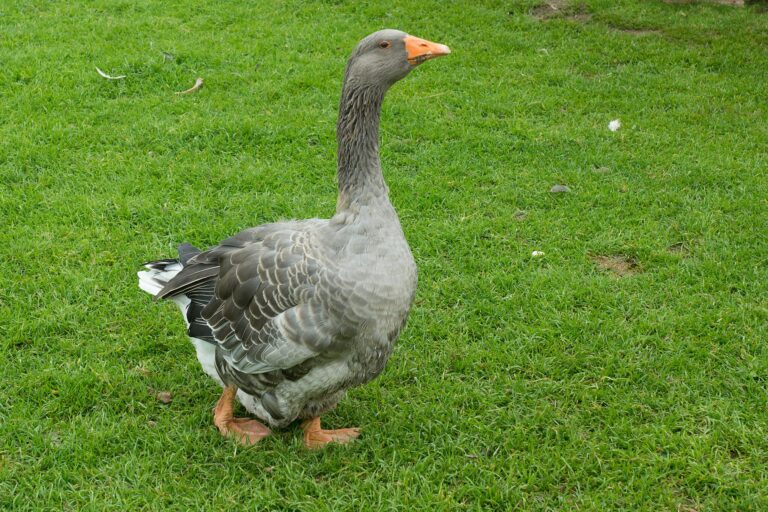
[2,0,767,509]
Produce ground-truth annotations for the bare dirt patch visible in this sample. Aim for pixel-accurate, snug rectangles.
[591,255,640,277]
[531,1,592,22]
[568,13,592,22]
[531,0,569,19]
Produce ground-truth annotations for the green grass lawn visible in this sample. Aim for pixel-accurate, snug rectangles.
[2,0,767,509]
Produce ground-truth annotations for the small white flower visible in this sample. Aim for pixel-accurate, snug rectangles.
[608,119,621,132]
[531,251,545,258]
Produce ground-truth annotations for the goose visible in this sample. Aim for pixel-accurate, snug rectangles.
[138,29,450,449]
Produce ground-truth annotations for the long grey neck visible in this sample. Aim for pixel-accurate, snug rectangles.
[336,73,389,212]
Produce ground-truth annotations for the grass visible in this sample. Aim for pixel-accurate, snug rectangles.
[1,0,767,509]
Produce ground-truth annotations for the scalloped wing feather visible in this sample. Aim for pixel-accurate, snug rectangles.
[159,222,335,376]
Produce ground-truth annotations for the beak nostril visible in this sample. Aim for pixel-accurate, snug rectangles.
[404,36,450,64]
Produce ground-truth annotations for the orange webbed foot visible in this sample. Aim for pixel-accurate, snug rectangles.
[213,386,271,445]
[220,418,271,445]
[301,417,360,450]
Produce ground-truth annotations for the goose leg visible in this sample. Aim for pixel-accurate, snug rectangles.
[300,417,360,449]
[213,386,271,445]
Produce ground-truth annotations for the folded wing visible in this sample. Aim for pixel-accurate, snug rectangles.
[157,222,343,375]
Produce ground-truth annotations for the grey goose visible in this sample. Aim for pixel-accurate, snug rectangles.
[138,29,450,448]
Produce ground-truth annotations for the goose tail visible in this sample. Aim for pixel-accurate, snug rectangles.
[137,243,201,300]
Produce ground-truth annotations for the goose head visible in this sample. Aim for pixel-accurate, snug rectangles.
[344,29,451,89]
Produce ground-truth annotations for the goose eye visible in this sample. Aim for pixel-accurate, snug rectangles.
[379,41,391,49]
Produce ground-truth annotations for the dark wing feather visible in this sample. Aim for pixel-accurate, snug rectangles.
[158,222,335,375]
[156,265,219,299]
[155,230,267,300]
[186,280,215,341]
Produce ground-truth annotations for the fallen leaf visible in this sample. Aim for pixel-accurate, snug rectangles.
[156,391,173,404]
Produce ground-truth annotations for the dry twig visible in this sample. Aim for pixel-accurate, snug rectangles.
[176,77,204,95]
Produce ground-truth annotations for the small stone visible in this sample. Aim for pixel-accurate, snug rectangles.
[156,391,173,404]
[550,184,571,193]
[531,251,545,258]
[514,210,528,220]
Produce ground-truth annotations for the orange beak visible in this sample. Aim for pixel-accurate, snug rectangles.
[404,35,451,66]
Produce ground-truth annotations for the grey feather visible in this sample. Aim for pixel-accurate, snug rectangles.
[138,29,444,428]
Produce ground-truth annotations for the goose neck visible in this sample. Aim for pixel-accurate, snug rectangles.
[336,78,389,212]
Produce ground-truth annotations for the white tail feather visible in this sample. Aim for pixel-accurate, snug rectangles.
[137,270,164,295]
[138,261,222,387]
[138,265,190,320]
